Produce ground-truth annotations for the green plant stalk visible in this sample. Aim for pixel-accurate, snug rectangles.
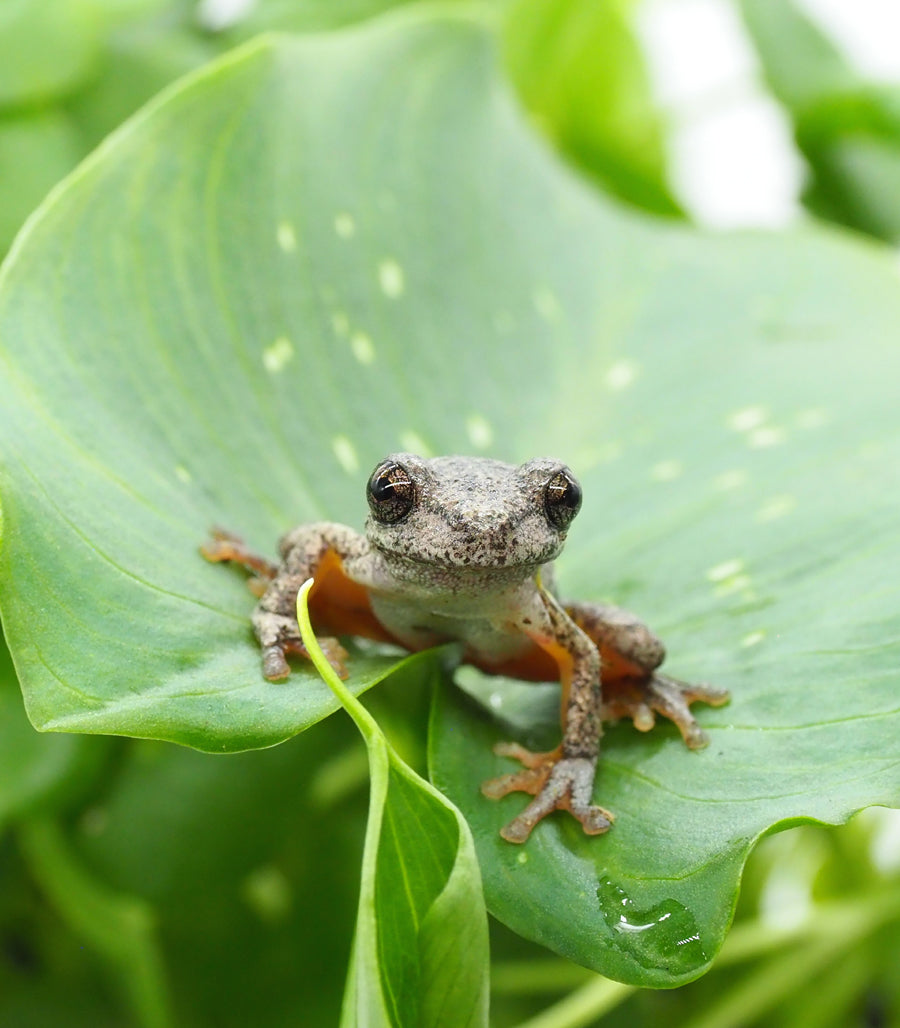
[513,978,633,1028]
[684,935,849,1028]
[296,578,490,1028]
[295,579,386,752]
[296,578,394,1024]
[17,817,172,1028]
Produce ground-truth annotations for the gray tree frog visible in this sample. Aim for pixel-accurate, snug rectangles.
[202,454,728,843]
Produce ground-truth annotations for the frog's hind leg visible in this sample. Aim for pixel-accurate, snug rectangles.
[201,529,279,596]
[566,600,729,749]
[600,673,730,749]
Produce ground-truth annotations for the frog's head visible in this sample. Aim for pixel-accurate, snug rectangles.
[364,453,582,571]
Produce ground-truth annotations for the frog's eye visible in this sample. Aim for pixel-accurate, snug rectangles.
[366,461,416,524]
[543,469,582,530]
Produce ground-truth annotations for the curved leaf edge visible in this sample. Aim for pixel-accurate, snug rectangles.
[428,676,899,988]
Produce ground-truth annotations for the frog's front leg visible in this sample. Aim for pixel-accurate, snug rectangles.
[201,529,279,596]
[481,591,614,843]
[204,522,370,681]
[566,601,730,749]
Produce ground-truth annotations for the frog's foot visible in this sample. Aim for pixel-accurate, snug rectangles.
[253,612,349,681]
[602,674,730,750]
[481,744,614,843]
[201,528,279,595]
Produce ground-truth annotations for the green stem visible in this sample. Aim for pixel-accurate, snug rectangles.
[513,978,634,1028]
[491,959,594,995]
[17,818,173,1028]
[684,935,845,1028]
[296,578,381,743]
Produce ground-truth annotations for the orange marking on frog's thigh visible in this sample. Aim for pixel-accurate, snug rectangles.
[473,640,557,683]
[307,549,396,644]
[476,635,576,723]
[596,645,649,684]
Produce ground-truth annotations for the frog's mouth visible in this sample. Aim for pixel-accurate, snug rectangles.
[373,541,561,573]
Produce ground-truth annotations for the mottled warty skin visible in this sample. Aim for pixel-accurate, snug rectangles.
[202,452,729,843]
[367,454,567,570]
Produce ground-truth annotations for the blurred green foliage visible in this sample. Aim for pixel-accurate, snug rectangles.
[740,0,900,242]
[0,1,898,1026]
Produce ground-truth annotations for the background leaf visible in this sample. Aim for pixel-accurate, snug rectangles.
[0,7,897,991]
[0,0,104,106]
[17,818,172,1028]
[0,634,107,827]
[0,112,83,255]
[741,0,900,242]
[503,0,680,216]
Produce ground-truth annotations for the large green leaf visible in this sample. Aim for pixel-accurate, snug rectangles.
[0,6,897,988]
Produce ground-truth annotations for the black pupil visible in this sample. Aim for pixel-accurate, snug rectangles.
[548,476,579,508]
[544,470,581,529]
[371,473,398,501]
[367,462,415,524]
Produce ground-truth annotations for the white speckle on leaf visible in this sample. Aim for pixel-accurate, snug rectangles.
[729,405,768,432]
[714,469,748,491]
[351,331,375,365]
[175,465,192,484]
[516,850,529,865]
[756,495,796,522]
[332,435,359,474]
[331,312,349,337]
[399,430,431,456]
[748,425,786,448]
[707,558,745,583]
[604,359,638,391]
[263,336,294,373]
[741,630,766,648]
[334,212,356,238]
[796,407,829,430]
[466,414,494,449]
[715,574,752,598]
[378,259,405,298]
[532,286,560,321]
[651,459,683,482]
[276,220,297,253]
[489,692,503,710]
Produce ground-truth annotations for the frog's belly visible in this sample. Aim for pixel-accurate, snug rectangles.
[368,594,532,666]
